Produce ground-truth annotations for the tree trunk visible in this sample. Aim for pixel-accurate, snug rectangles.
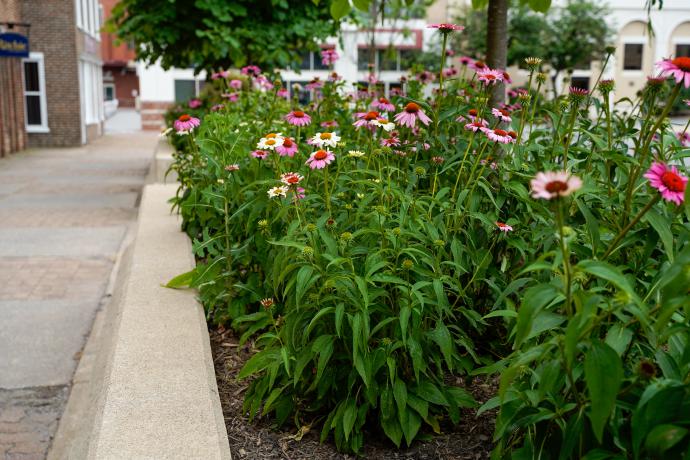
[486,0,508,107]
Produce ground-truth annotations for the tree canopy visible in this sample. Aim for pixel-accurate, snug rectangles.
[107,0,340,72]
[455,0,611,78]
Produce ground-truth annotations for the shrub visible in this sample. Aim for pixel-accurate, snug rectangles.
[165,45,690,456]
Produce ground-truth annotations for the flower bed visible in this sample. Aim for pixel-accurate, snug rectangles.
[164,42,690,458]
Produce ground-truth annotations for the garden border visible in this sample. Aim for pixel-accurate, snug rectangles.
[49,184,231,460]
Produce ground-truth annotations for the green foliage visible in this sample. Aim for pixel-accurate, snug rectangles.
[107,0,339,71]
[165,44,690,456]
[456,0,611,75]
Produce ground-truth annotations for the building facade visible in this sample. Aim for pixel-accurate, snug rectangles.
[134,0,690,131]
[100,0,139,109]
[0,0,104,156]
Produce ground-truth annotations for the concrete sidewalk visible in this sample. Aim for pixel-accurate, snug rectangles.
[0,132,156,459]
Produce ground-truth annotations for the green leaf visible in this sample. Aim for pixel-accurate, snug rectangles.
[577,260,642,306]
[605,324,633,356]
[381,413,403,447]
[393,379,407,415]
[428,323,454,371]
[528,0,551,13]
[399,306,411,343]
[352,0,370,11]
[330,0,351,19]
[644,424,688,455]
[584,342,623,442]
[514,284,561,349]
[164,269,195,289]
[342,398,357,441]
[644,209,674,262]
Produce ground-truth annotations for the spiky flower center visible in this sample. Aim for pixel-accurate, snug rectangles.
[405,103,420,113]
[545,180,568,193]
[179,114,191,121]
[662,171,685,192]
[314,150,328,160]
[364,111,379,121]
[292,110,305,117]
[672,57,690,72]
[320,133,332,140]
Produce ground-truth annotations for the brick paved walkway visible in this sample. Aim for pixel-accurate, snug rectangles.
[0,132,156,460]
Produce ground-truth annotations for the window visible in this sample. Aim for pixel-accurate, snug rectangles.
[295,51,331,71]
[570,76,590,91]
[76,0,100,37]
[22,53,48,132]
[378,49,398,71]
[676,44,690,58]
[174,79,196,103]
[357,48,420,72]
[104,83,115,101]
[623,43,643,70]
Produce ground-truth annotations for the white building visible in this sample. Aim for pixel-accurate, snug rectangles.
[136,0,690,130]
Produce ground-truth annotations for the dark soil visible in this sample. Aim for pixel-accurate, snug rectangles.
[211,327,497,460]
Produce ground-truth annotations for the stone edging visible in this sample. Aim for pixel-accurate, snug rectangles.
[49,184,231,459]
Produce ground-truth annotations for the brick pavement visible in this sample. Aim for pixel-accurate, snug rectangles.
[0,132,156,459]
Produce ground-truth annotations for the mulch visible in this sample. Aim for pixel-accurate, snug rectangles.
[210,327,497,460]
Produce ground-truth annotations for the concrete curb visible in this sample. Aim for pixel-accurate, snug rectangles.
[49,184,231,459]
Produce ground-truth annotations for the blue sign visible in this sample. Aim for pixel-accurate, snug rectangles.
[0,32,29,58]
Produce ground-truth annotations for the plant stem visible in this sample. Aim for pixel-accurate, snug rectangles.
[555,200,573,317]
[602,195,660,259]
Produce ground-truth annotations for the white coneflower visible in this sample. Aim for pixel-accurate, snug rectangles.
[309,132,341,148]
[267,186,288,198]
[348,150,365,158]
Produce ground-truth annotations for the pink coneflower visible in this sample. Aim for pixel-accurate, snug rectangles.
[656,57,690,88]
[293,187,306,200]
[353,111,380,129]
[229,79,242,89]
[495,222,513,232]
[173,114,200,134]
[321,120,338,128]
[464,119,488,132]
[306,149,335,169]
[491,107,512,123]
[470,60,486,71]
[530,171,583,200]
[644,162,688,205]
[678,132,690,147]
[211,70,228,80]
[328,72,342,82]
[320,48,340,66]
[211,104,224,112]
[443,66,458,78]
[371,97,395,112]
[446,49,455,57]
[367,74,379,84]
[285,110,312,126]
[459,56,473,66]
[501,71,512,84]
[188,98,202,109]
[241,65,261,76]
[222,93,239,102]
[427,23,465,33]
[306,78,323,90]
[251,150,269,159]
[394,102,431,128]
[477,68,504,85]
[417,70,436,84]
[225,164,240,172]
[280,172,304,186]
[485,128,516,144]
[277,88,289,99]
[276,137,298,157]
[381,136,401,147]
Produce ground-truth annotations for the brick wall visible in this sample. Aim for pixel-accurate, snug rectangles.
[141,101,171,131]
[106,67,139,108]
[23,0,83,147]
[0,0,27,156]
